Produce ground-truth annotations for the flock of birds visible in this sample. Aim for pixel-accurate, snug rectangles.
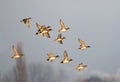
[11,17,91,71]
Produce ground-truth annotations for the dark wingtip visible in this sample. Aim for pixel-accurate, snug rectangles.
[20,54,24,56]
[85,65,88,67]
[67,27,70,30]
[87,46,91,48]
[88,46,91,48]
[38,29,40,31]
[49,29,52,31]
[70,59,73,61]
[61,61,63,63]
[36,32,38,35]
[56,55,59,57]
[63,37,66,39]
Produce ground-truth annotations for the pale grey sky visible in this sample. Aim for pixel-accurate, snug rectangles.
[0,0,120,76]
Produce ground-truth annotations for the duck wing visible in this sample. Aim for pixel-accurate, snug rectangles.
[79,63,84,66]
[60,19,65,29]
[47,53,54,57]
[78,38,86,47]
[44,32,50,38]
[63,50,69,60]
[58,34,62,38]
[25,19,30,27]
[36,22,42,29]
[12,45,19,56]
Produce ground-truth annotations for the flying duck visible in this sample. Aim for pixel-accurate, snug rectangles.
[11,45,23,59]
[54,33,66,44]
[76,63,88,71]
[47,52,59,62]
[78,38,91,50]
[20,17,32,27]
[35,23,52,38]
[58,19,70,32]
[61,50,72,63]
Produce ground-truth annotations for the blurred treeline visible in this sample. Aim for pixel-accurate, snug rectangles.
[0,42,120,82]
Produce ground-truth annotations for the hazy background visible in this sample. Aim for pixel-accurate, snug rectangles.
[0,0,120,81]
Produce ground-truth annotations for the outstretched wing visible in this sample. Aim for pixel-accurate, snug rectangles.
[44,32,50,38]
[20,17,31,27]
[26,19,30,27]
[60,19,65,29]
[58,34,62,38]
[79,62,83,66]
[63,50,68,58]
[12,45,19,56]
[47,53,54,57]
[36,22,42,29]
[78,38,86,47]
[20,19,27,23]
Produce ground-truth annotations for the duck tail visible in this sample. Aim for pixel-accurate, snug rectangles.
[47,59,49,61]
[56,55,59,58]
[63,37,66,39]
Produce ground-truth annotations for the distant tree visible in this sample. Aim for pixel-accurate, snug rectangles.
[77,75,117,82]
[84,76,102,82]
[13,42,28,82]
[28,63,66,82]
[2,72,12,82]
[0,72,2,82]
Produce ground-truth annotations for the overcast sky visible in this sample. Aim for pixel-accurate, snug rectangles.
[0,0,120,76]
